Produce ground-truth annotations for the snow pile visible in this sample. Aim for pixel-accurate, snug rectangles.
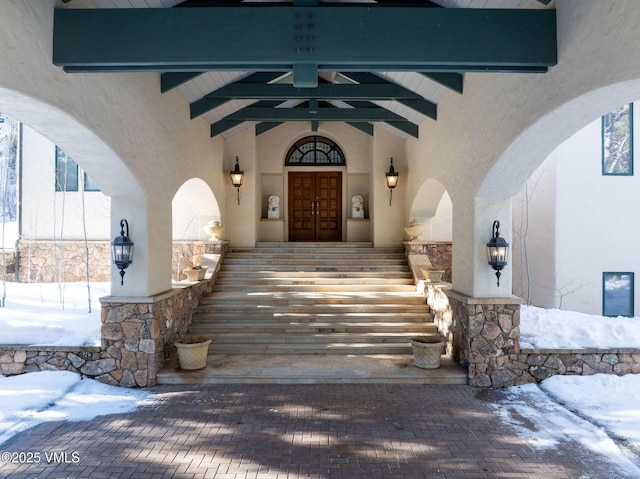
[0,282,106,346]
[0,371,153,445]
[520,305,640,349]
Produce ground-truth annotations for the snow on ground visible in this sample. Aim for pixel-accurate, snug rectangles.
[1,284,640,471]
[0,282,107,346]
[520,304,640,349]
[0,371,153,446]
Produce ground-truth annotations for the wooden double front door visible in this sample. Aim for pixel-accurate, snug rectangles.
[288,172,342,241]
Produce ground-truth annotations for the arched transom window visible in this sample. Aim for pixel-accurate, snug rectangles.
[285,136,346,166]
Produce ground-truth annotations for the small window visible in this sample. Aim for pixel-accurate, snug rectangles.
[84,172,100,192]
[602,103,633,175]
[55,147,79,192]
[285,136,346,166]
[603,272,634,317]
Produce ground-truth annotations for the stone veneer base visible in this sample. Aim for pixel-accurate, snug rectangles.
[0,241,227,387]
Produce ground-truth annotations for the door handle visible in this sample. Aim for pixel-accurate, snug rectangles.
[310,201,315,215]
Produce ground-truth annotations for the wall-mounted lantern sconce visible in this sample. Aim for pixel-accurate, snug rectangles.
[385,157,399,206]
[111,219,134,286]
[486,220,509,286]
[230,156,244,205]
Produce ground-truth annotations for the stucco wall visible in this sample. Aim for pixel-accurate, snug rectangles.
[221,122,409,245]
[3,1,640,299]
[514,102,640,315]
[405,0,640,298]
[21,125,111,241]
[0,0,225,296]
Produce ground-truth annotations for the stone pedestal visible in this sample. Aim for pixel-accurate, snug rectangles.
[445,291,523,388]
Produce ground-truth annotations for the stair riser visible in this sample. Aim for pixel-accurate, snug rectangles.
[216,277,413,283]
[217,273,413,279]
[190,326,436,334]
[224,255,407,262]
[193,314,433,321]
[207,346,416,355]
[220,266,410,273]
[187,245,435,360]
[212,285,417,292]
[195,304,428,309]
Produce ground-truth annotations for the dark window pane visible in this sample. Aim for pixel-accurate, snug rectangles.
[603,272,634,317]
[602,103,633,175]
[285,136,345,166]
[55,147,79,192]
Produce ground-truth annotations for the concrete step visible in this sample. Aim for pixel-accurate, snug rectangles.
[158,242,467,385]
[156,355,468,385]
[211,284,418,293]
[205,342,416,355]
[221,259,409,268]
[215,277,414,286]
[217,271,413,279]
[253,242,376,249]
[219,264,411,273]
[193,311,433,321]
[224,252,406,260]
[199,291,426,304]
[189,322,437,334]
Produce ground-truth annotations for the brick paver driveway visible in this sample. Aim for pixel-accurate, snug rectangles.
[0,384,634,478]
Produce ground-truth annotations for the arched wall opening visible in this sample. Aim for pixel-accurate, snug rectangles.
[408,178,452,243]
[479,80,640,200]
[0,87,142,199]
[172,178,221,241]
[171,177,221,282]
[513,96,640,316]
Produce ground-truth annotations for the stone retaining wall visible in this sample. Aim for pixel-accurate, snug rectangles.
[510,349,640,383]
[404,242,452,282]
[0,279,216,386]
[11,240,228,284]
[0,345,102,376]
[1,241,228,387]
[99,279,216,387]
[16,241,111,283]
[423,286,640,387]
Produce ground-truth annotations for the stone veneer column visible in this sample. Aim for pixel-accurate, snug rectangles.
[445,290,523,388]
[98,241,226,387]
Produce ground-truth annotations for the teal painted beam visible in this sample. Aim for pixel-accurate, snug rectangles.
[224,106,411,122]
[255,121,373,137]
[255,123,283,136]
[340,72,437,120]
[343,101,420,137]
[420,72,463,94]
[293,63,319,88]
[347,122,374,137]
[204,83,423,100]
[210,119,244,138]
[53,7,557,73]
[209,99,284,136]
[190,73,284,118]
[160,72,202,93]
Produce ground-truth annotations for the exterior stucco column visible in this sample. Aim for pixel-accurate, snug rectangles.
[110,195,172,297]
[452,196,513,298]
[224,130,257,247]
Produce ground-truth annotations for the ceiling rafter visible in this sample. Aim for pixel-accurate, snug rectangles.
[54,2,556,140]
[210,100,419,138]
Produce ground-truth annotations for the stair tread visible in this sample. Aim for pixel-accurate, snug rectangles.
[189,243,433,358]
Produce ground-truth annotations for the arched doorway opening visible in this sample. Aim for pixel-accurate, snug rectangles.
[285,136,346,241]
